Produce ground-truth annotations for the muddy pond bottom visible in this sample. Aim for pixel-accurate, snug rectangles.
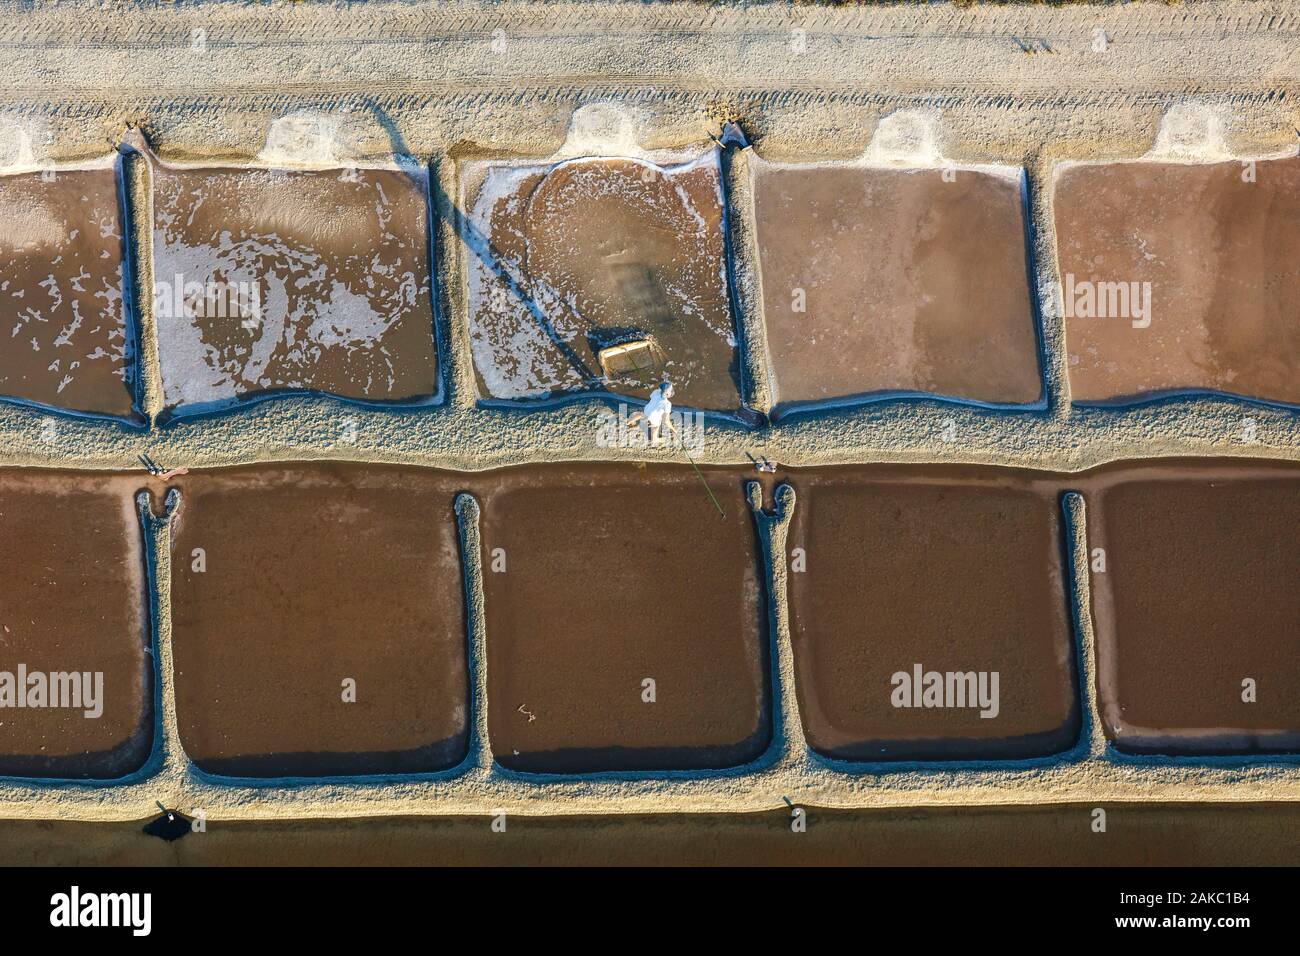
[1054,156,1300,407]
[751,161,1041,414]
[464,155,743,413]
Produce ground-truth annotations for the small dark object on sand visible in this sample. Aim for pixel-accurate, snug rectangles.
[143,802,193,842]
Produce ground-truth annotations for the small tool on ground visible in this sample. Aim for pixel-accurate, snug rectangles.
[139,454,189,480]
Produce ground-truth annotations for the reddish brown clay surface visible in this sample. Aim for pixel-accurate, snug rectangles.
[1055,157,1300,405]
[752,163,1041,411]
[476,464,770,772]
[784,466,1079,761]
[0,166,136,418]
[152,165,437,414]
[168,465,468,777]
[1085,460,1300,754]
[0,473,151,778]
[466,155,742,411]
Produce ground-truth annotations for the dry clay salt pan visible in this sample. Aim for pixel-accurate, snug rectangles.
[1043,100,1300,326]
[771,102,1300,412]
[788,104,1300,318]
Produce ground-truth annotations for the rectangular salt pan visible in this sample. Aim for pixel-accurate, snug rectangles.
[784,466,1079,761]
[1086,461,1300,754]
[0,165,137,419]
[463,154,743,413]
[1055,156,1300,406]
[152,165,438,417]
[0,473,152,778]
[168,465,469,777]
[751,162,1042,413]
[477,464,770,773]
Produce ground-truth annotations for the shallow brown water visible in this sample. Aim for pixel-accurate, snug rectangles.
[783,465,1079,761]
[1055,156,1300,406]
[152,165,437,414]
[167,464,468,776]
[1085,459,1300,754]
[752,163,1041,411]
[0,166,135,418]
[6,458,1291,780]
[1,803,1295,866]
[0,473,151,777]
[476,463,770,772]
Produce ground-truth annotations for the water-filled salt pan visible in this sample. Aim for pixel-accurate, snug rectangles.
[152,162,437,416]
[463,152,742,412]
[0,163,136,418]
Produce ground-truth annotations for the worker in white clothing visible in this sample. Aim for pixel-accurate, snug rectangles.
[626,381,678,446]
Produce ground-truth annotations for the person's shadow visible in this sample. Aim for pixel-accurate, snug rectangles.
[362,100,762,427]
[363,100,601,390]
